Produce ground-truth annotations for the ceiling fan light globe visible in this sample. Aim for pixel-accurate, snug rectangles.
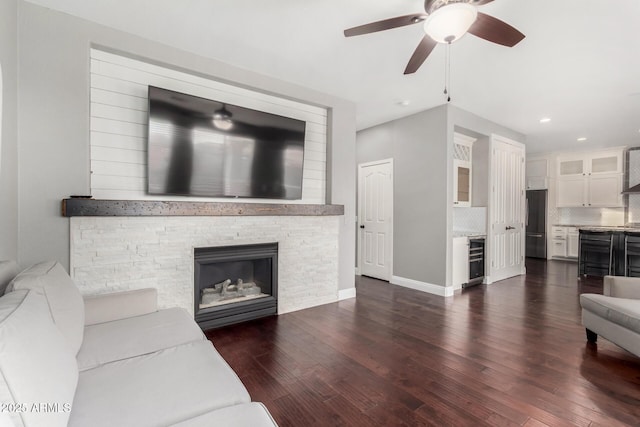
[212,117,233,130]
[212,107,234,130]
[423,3,477,43]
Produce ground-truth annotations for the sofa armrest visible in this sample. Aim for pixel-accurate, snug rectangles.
[84,288,158,326]
[603,276,640,299]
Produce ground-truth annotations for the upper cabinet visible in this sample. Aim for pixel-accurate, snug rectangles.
[556,148,624,207]
[454,160,471,206]
[526,158,548,190]
[453,133,477,207]
[557,150,622,177]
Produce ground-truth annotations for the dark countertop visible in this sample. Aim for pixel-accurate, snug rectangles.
[552,224,640,231]
[579,226,640,232]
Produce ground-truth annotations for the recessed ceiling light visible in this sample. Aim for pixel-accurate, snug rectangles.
[397,100,411,107]
[539,117,551,124]
[577,137,587,142]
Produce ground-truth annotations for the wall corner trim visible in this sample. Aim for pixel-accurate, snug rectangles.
[338,287,357,301]
[391,275,454,297]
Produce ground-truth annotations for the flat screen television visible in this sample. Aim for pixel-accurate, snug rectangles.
[147,86,306,199]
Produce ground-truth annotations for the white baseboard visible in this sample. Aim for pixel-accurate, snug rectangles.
[338,287,357,300]
[391,275,454,297]
[355,267,361,276]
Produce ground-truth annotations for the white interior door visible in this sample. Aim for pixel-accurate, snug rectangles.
[488,136,525,283]
[358,159,393,281]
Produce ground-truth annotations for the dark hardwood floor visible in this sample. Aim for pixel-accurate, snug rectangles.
[205,259,640,426]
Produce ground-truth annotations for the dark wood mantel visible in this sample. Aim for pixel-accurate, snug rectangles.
[61,198,344,217]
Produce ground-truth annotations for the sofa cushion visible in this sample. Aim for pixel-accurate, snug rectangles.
[69,340,250,427]
[8,261,84,354]
[173,402,278,427]
[0,260,19,296]
[0,290,78,427]
[580,293,640,335]
[77,307,205,371]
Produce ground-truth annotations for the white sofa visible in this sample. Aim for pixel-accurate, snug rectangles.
[0,260,278,427]
[580,275,640,357]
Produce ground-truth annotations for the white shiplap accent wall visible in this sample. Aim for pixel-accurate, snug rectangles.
[89,48,327,204]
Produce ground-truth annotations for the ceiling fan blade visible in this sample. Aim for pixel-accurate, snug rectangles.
[344,14,427,37]
[472,0,495,5]
[468,12,525,47]
[404,35,438,74]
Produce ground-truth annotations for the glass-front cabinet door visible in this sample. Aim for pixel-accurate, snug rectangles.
[453,159,471,207]
[558,157,586,177]
[589,152,622,175]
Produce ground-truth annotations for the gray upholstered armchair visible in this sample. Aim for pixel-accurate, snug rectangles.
[580,276,640,357]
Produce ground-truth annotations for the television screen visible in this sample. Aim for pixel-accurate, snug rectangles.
[147,86,306,199]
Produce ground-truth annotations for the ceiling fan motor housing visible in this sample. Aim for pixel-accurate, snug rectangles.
[425,0,475,15]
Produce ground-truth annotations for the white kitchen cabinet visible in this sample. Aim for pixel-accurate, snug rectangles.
[556,148,624,208]
[452,237,469,289]
[551,239,567,258]
[588,174,623,207]
[551,226,578,259]
[453,133,475,207]
[557,150,622,177]
[453,160,471,207]
[589,151,623,175]
[557,177,586,207]
[558,158,586,177]
[557,174,623,207]
[526,158,548,190]
[567,229,579,258]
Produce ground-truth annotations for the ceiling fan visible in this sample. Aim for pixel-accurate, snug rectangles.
[344,0,525,74]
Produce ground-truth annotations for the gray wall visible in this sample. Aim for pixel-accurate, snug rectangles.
[0,0,18,262]
[449,106,526,143]
[357,104,525,289]
[17,2,356,291]
[357,105,449,286]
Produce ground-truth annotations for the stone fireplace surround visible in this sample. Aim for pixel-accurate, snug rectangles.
[67,200,343,318]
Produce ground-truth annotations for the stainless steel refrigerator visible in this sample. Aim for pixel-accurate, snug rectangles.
[526,190,547,258]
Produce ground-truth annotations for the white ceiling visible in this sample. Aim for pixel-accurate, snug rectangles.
[26,0,640,153]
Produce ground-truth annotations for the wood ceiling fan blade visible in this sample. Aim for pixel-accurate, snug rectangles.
[467,12,525,47]
[344,14,427,37]
[404,35,438,74]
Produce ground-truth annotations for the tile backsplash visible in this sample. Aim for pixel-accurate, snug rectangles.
[453,207,487,233]
[557,207,625,226]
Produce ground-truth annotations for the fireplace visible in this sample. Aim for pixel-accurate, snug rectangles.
[194,243,278,329]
